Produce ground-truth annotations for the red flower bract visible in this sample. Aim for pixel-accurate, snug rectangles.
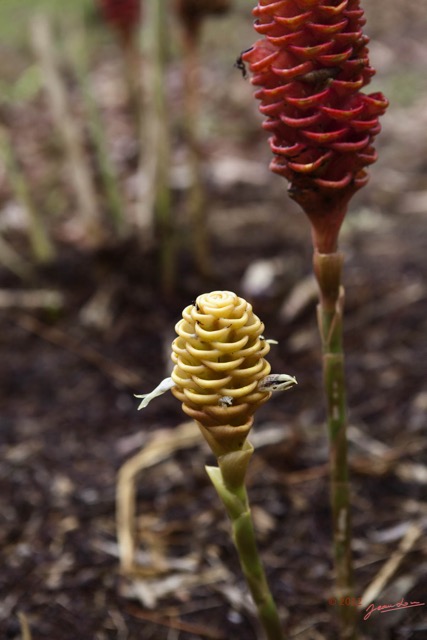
[243,0,388,251]
[98,0,141,42]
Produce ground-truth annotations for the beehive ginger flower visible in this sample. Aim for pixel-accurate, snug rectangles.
[242,0,389,252]
[136,291,296,457]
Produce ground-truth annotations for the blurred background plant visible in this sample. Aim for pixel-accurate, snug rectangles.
[1,0,426,287]
[0,0,238,292]
[0,0,233,282]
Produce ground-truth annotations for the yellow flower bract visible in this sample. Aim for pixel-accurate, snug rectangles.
[171,291,272,440]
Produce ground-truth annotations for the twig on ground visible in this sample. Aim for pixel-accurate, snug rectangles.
[0,289,63,310]
[116,421,200,574]
[361,524,423,608]
[18,612,32,640]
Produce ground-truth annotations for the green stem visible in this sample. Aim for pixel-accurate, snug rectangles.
[314,251,357,640]
[180,23,210,277]
[0,235,34,280]
[0,126,54,263]
[122,34,143,135]
[31,14,101,241]
[141,0,174,294]
[206,446,285,640]
[67,15,127,236]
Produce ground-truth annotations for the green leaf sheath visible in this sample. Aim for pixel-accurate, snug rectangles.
[206,463,285,640]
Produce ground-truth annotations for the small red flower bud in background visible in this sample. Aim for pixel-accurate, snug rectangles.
[175,0,231,36]
[97,0,141,43]
[243,0,388,252]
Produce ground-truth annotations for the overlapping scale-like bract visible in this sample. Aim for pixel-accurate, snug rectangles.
[243,0,388,212]
[171,291,271,455]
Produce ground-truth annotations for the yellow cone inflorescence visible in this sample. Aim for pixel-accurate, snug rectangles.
[136,290,296,457]
[171,291,272,455]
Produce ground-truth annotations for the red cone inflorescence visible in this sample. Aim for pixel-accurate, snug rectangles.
[243,0,388,252]
[98,0,141,42]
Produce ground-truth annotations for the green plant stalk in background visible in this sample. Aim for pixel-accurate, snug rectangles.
[65,14,127,236]
[31,13,102,241]
[0,126,54,263]
[179,21,210,277]
[0,235,34,281]
[122,29,143,134]
[140,0,174,294]
[314,251,356,639]
[206,443,286,640]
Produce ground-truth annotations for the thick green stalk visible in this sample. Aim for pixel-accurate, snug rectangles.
[314,251,357,640]
[206,444,285,640]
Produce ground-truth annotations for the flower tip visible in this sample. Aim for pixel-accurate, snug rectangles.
[134,377,175,410]
[258,373,298,392]
[134,394,149,410]
[283,374,298,390]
